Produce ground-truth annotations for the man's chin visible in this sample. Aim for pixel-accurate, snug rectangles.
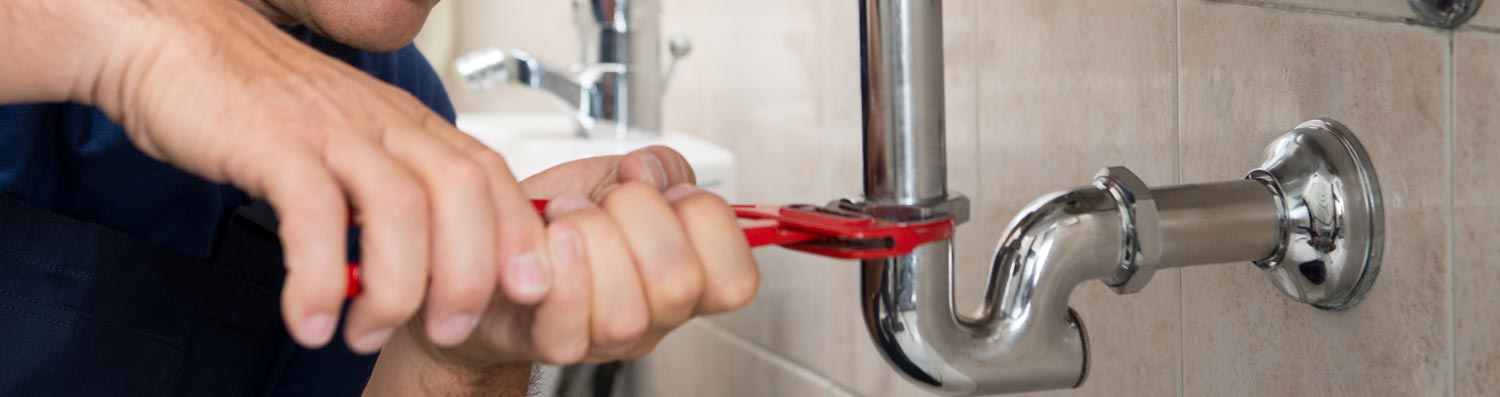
[270,0,434,53]
[313,24,424,53]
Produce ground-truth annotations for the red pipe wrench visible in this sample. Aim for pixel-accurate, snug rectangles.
[345,200,954,297]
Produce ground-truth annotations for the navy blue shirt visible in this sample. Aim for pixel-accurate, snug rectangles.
[0,28,455,395]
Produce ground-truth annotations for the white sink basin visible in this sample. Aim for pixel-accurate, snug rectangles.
[457,113,738,200]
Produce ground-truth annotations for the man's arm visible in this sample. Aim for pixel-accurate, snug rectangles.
[0,0,129,104]
[366,328,533,397]
[0,0,555,356]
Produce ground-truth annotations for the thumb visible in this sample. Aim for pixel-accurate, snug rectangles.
[615,146,696,192]
[520,146,696,201]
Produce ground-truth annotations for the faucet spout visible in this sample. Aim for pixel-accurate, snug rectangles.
[457,0,681,140]
[459,48,618,132]
[509,51,586,112]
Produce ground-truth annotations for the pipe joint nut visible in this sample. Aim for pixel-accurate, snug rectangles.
[1094,167,1161,294]
[836,194,971,225]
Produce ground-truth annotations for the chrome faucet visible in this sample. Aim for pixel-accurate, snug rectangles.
[455,0,689,139]
[849,0,1385,395]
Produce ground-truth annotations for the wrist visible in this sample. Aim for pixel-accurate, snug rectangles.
[75,0,191,114]
[368,326,535,396]
[0,0,147,104]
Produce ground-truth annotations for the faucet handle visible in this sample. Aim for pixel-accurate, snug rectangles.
[662,35,693,90]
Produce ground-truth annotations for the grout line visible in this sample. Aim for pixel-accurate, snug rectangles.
[1464,25,1500,35]
[1204,0,1431,26]
[1172,0,1185,395]
[694,320,863,396]
[1211,0,1500,34]
[1445,29,1458,397]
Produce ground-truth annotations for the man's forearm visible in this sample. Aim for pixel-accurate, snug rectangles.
[365,328,534,397]
[0,0,140,104]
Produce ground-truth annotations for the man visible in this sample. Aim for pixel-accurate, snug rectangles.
[0,0,759,395]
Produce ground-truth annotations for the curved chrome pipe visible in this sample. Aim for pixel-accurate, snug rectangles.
[860,167,1306,394]
[862,186,1131,394]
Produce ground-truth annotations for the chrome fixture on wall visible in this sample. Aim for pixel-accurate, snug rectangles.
[848,0,1385,395]
[455,0,690,139]
[1408,0,1483,28]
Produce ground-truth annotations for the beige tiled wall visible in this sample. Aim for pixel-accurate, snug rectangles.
[439,0,1499,395]
[1454,31,1500,397]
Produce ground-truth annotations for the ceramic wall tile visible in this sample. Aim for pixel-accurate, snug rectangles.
[1453,31,1500,397]
[1208,0,1415,20]
[622,320,847,397]
[1466,2,1500,30]
[973,1,1179,395]
[1179,2,1450,395]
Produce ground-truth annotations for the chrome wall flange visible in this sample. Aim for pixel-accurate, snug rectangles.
[1248,119,1384,310]
[1408,0,1483,29]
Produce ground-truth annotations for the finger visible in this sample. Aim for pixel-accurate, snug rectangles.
[602,182,704,333]
[615,146,696,192]
[620,334,667,361]
[519,155,623,199]
[663,184,759,314]
[545,194,649,353]
[582,332,666,364]
[423,116,552,306]
[524,213,592,363]
[381,127,499,348]
[325,135,431,354]
[228,143,346,348]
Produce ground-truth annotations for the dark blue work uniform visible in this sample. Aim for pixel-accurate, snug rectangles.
[0,28,455,396]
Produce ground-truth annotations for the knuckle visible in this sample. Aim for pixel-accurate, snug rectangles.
[652,270,705,316]
[536,337,589,365]
[384,182,428,215]
[603,181,660,205]
[622,338,663,360]
[594,310,649,347]
[708,276,760,313]
[438,156,487,186]
[466,146,511,172]
[675,192,731,218]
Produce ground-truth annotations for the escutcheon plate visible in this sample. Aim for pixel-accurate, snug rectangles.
[1248,119,1384,311]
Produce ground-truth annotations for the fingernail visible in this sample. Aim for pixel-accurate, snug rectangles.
[302,312,335,344]
[550,228,582,267]
[428,314,480,346]
[508,251,552,301]
[545,193,594,219]
[638,151,669,190]
[355,327,395,353]
[664,183,701,203]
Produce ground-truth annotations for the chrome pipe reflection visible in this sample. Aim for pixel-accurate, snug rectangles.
[859,0,948,206]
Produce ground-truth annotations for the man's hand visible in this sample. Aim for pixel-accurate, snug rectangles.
[367,147,760,395]
[4,0,553,353]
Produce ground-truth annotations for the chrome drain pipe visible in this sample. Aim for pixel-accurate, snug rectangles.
[852,1,1384,395]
